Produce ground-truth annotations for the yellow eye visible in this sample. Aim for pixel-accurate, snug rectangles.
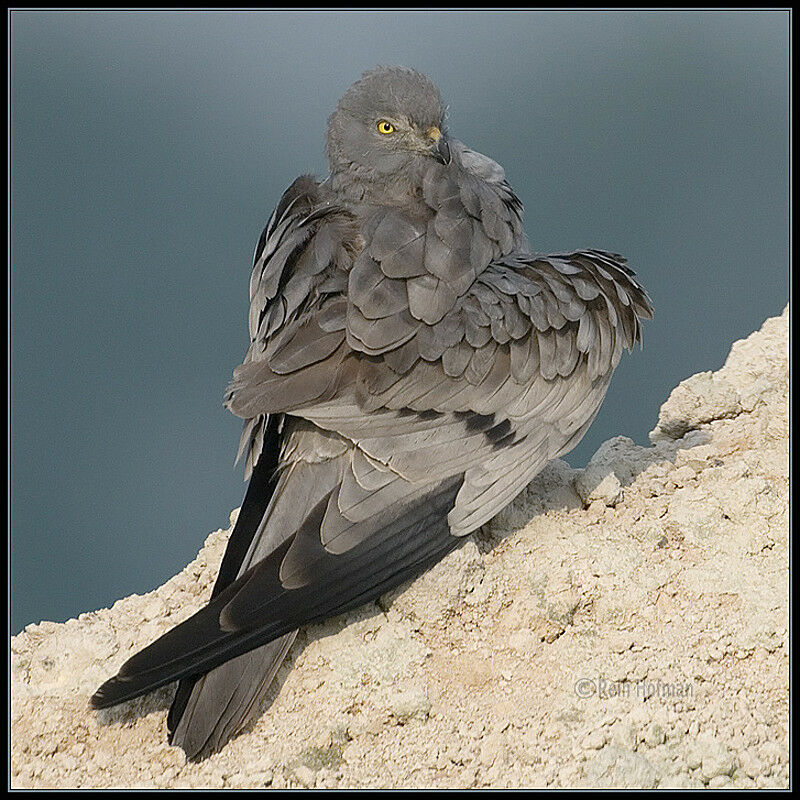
[377,120,395,135]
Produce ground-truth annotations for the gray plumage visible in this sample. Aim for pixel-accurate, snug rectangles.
[92,66,653,759]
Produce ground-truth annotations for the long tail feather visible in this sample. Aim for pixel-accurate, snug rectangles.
[169,631,297,761]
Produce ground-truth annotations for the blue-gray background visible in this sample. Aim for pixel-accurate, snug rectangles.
[11,11,788,633]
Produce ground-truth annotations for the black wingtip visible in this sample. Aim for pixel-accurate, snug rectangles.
[91,674,159,710]
[89,683,113,710]
[90,678,132,710]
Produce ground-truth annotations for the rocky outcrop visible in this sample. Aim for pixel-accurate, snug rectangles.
[11,307,788,789]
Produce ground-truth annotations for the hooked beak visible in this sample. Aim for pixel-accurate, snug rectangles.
[428,127,451,164]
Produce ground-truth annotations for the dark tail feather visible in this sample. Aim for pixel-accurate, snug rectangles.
[167,420,282,740]
[91,448,463,762]
[169,630,297,761]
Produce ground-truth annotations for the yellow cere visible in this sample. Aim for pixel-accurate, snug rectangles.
[377,120,395,134]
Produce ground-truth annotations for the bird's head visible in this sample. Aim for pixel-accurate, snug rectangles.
[326,66,449,178]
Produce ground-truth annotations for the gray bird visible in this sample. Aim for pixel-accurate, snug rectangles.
[92,66,653,760]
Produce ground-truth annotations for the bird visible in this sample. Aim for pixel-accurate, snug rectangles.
[91,66,653,760]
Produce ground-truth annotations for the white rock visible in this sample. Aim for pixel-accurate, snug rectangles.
[698,735,736,781]
[582,746,659,789]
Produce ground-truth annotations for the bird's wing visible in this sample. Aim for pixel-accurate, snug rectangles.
[296,246,653,533]
[225,240,651,540]
[226,159,652,538]
[91,425,461,712]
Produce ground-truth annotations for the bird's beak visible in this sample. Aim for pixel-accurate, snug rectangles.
[428,127,451,165]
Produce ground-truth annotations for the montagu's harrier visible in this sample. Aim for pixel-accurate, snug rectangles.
[92,66,653,759]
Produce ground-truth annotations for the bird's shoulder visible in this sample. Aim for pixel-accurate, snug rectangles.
[246,174,360,345]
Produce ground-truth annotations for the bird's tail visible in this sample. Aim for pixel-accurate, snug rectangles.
[167,631,297,761]
[161,447,343,760]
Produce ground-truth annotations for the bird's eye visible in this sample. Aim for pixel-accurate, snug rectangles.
[376,120,395,135]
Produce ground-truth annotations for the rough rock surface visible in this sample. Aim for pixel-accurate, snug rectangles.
[11,307,788,789]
